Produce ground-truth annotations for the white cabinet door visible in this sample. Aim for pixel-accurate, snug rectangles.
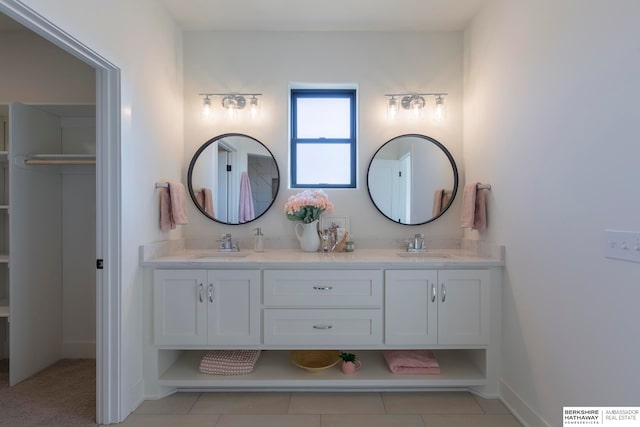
[385,270,438,345]
[154,269,261,346]
[154,270,208,345]
[207,270,261,345]
[437,270,490,346]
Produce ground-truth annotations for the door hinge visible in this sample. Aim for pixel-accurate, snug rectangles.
[96,259,104,270]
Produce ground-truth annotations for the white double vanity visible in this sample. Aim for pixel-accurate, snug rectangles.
[141,240,504,399]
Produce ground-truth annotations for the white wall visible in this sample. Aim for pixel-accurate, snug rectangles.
[16,0,184,417]
[464,1,640,425]
[183,31,464,245]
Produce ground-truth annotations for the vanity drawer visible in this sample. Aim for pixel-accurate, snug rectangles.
[263,270,382,307]
[263,309,382,346]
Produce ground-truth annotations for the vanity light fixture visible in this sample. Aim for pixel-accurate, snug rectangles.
[199,93,262,121]
[202,95,212,120]
[384,93,447,121]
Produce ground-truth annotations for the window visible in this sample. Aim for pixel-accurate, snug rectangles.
[290,89,356,188]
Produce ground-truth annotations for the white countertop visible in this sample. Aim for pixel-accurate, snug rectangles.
[141,247,504,269]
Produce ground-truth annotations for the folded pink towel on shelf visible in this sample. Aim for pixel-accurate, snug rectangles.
[460,182,487,230]
[382,350,441,375]
[199,350,262,376]
[159,182,189,231]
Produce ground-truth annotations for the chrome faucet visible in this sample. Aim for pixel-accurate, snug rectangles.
[218,233,240,252]
[407,233,426,252]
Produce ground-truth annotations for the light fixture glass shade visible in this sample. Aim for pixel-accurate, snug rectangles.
[222,95,238,120]
[410,95,425,120]
[249,96,259,119]
[202,96,212,121]
[387,97,398,120]
[433,95,446,122]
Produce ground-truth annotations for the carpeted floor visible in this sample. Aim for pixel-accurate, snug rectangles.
[0,358,96,426]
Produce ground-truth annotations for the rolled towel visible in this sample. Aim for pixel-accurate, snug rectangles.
[382,350,441,375]
[199,350,262,375]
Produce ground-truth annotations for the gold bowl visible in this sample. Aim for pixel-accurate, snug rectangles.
[290,350,340,373]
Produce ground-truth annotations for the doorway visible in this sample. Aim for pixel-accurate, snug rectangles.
[0,2,121,424]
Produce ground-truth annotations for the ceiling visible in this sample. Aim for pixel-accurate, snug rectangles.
[158,0,487,32]
[0,1,486,33]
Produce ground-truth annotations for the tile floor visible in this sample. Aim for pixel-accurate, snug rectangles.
[123,391,523,426]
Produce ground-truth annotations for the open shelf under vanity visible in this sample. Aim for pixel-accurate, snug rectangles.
[157,349,487,390]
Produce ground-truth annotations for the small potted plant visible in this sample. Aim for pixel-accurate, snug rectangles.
[339,352,361,375]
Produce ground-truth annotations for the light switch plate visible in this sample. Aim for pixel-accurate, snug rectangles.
[604,230,640,263]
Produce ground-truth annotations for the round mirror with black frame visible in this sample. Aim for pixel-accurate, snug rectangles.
[367,134,458,225]
[188,133,280,225]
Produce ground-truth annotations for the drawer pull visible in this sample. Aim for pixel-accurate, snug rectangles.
[312,324,333,330]
[198,283,204,303]
[313,286,333,291]
[208,284,214,302]
[441,283,446,302]
[431,283,436,303]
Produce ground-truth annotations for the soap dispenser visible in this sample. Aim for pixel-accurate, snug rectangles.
[253,227,264,252]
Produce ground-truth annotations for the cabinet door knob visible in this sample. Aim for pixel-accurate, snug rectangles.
[313,286,333,291]
[312,325,333,329]
[208,284,214,302]
[441,283,446,302]
[431,283,436,303]
[198,283,204,303]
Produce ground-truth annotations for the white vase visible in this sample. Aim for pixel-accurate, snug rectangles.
[295,220,320,252]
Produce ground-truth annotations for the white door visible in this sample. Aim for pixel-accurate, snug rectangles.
[154,270,208,345]
[385,270,438,345]
[207,270,260,345]
[369,159,405,223]
[8,103,63,385]
[437,270,490,345]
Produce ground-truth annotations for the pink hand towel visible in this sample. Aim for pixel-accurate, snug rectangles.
[460,182,487,230]
[202,187,215,216]
[238,172,255,223]
[383,350,441,375]
[432,189,444,217]
[159,182,188,231]
[159,187,174,231]
[168,182,188,225]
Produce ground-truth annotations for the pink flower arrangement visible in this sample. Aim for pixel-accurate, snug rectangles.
[284,190,334,223]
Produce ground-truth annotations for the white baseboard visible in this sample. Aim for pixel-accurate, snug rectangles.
[500,379,551,427]
[61,340,96,358]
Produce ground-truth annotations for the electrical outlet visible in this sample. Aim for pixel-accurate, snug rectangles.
[604,230,640,263]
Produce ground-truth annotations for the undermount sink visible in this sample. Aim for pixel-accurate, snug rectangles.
[192,252,249,258]
[396,252,451,258]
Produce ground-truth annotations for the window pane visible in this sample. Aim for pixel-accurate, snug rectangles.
[296,98,351,139]
[296,144,351,185]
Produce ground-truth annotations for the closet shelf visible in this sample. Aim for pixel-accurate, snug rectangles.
[19,154,96,166]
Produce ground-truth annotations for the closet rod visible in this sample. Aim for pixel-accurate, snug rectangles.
[22,154,96,166]
[24,159,96,165]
